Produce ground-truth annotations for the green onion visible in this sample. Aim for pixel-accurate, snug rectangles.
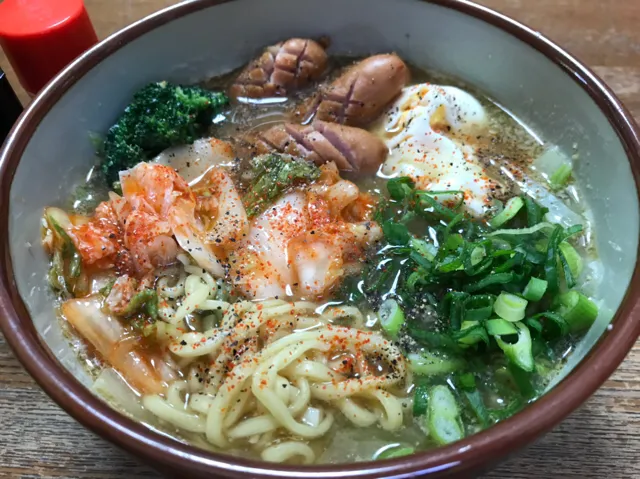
[426,385,464,445]
[462,388,490,427]
[486,318,518,336]
[464,294,495,322]
[415,191,463,221]
[376,446,416,460]
[525,317,543,334]
[46,213,83,294]
[382,221,411,246]
[489,196,524,229]
[454,321,490,347]
[559,241,583,279]
[406,327,462,352]
[387,177,415,201]
[530,311,570,337]
[98,279,116,297]
[413,384,429,416]
[458,372,476,390]
[488,222,554,238]
[523,196,548,227]
[544,225,563,293]
[465,272,515,293]
[495,322,534,372]
[440,291,469,330]
[508,362,537,399]
[410,237,437,261]
[549,163,573,190]
[494,292,528,322]
[522,277,548,301]
[377,299,405,337]
[556,291,598,332]
[121,288,159,320]
[408,352,466,376]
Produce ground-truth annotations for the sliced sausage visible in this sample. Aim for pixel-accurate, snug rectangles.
[252,120,388,174]
[294,54,410,127]
[230,38,328,99]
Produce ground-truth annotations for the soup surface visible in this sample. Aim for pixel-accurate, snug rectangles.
[41,39,601,464]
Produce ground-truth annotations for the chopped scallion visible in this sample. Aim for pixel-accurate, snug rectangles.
[413,384,429,416]
[556,291,598,332]
[407,352,466,376]
[426,385,464,445]
[486,318,518,336]
[559,241,583,279]
[489,196,524,228]
[376,446,416,460]
[549,163,573,190]
[378,299,405,337]
[495,322,534,372]
[522,277,548,302]
[494,292,528,322]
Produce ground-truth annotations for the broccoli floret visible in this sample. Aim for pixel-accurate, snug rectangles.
[101,81,229,182]
[243,154,321,217]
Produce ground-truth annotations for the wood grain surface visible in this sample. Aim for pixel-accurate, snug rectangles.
[1,1,639,478]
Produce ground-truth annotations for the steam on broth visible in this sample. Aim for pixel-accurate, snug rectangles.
[42,38,601,465]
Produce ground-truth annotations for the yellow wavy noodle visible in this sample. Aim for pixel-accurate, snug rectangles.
[145,272,407,464]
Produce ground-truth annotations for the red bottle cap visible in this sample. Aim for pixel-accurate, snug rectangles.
[0,0,98,96]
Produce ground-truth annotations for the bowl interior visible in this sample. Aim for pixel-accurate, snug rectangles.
[5,0,639,462]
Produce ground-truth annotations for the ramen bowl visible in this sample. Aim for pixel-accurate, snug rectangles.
[1,0,639,477]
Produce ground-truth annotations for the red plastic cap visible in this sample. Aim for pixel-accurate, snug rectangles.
[0,0,98,95]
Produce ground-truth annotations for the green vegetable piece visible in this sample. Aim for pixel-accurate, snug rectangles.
[378,298,405,337]
[556,291,598,332]
[121,288,159,320]
[549,163,573,190]
[464,272,515,293]
[489,196,524,229]
[376,446,416,460]
[387,176,415,200]
[522,277,548,302]
[415,190,463,221]
[495,322,535,372]
[507,361,537,399]
[462,388,490,427]
[413,384,429,416]
[494,292,528,322]
[523,196,548,227]
[98,279,116,297]
[405,327,462,352]
[407,352,466,376]
[440,291,469,331]
[458,372,476,391]
[464,294,495,322]
[382,221,412,246]
[243,154,320,217]
[48,251,67,294]
[544,225,563,293]
[46,214,83,296]
[559,241,584,279]
[410,237,437,261]
[529,311,570,337]
[487,222,554,238]
[454,321,489,347]
[486,318,518,336]
[426,385,464,445]
[101,81,229,182]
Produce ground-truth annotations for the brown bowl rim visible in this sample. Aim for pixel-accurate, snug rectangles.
[1,0,640,477]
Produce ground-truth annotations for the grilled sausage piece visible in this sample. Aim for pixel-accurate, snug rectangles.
[253,120,387,174]
[229,38,328,100]
[295,54,410,127]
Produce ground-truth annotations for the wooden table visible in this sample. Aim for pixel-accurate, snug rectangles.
[1,1,639,477]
